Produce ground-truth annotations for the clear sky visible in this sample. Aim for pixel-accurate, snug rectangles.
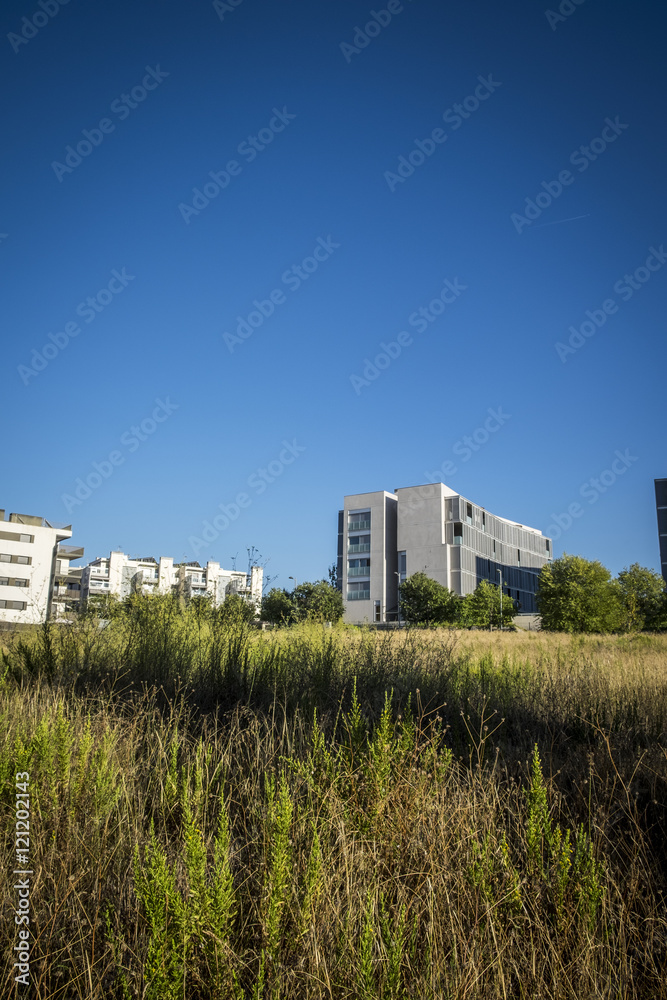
[2,0,665,588]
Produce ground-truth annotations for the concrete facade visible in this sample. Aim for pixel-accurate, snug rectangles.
[340,484,552,623]
[0,508,84,625]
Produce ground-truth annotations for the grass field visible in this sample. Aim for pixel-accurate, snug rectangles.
[1,603,666,998]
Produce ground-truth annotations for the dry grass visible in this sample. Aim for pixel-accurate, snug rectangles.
[0,609,666,998]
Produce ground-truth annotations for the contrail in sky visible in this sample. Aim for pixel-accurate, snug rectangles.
[528,214,591,231]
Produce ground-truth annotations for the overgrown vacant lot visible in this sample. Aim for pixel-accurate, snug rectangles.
[1,605,666,998]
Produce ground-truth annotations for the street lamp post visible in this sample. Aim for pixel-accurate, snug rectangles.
[289,576,297,591]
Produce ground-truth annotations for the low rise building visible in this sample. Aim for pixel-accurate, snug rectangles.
[80,551,262,609]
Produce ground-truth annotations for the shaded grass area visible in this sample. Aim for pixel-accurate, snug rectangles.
[1,604,666,998]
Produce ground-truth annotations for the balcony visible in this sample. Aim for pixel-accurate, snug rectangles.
[347,590,370,601]
[348,543,370,554]
[347,567,370,577]
[57,544,84,560]
[348,519,370,532]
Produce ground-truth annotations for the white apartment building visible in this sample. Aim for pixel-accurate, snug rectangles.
[80,551,263,609]
[338,483,552,624]
[0,508,84,626]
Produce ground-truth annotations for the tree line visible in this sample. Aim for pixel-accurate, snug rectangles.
[395,556,667,632]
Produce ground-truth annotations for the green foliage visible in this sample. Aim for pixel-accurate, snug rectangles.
[293,580,345,623]
[617,563,667,631]
[522,745,605,929]
[261,587,298,625]
[460,579,517,628]
[525,744,552,875]
[217,591,256,625]
[537,553,624,633]
[133,825,185,1000]
[264,774,294,955]
[262,580,344,624]
[399,571,460,625]
[133,782,239,999]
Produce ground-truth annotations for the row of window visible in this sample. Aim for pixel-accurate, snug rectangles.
[0,531,34,544]
[0,600,26,611]
[0,553,31,565]
[0,578,29,588]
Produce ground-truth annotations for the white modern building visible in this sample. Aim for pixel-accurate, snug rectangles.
[80,551,263,610]
[338,483,552,624]
[0,508,84,626]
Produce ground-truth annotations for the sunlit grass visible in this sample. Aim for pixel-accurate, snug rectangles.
[1,605,666,997]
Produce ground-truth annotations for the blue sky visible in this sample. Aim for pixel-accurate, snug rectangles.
[2,0,665,588]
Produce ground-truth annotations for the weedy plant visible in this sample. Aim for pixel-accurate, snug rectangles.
[0,618,665,997]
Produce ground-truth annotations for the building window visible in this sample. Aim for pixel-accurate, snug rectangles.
[0,578,8,586]
[12,579,29,588]
[347,582,370,601]
[374,600,381,622]
[348,534,370,554]
[466,503,473,525]
[0,531,34,543]
[517,549,521,565]
[545,539,550,554]
[398,551,407,582]
[348,558,370,577]
[16,556,31,565]
[348,511,371,532]
[0,600,27,611]
[482,512,486,531]
[454,523,463,544]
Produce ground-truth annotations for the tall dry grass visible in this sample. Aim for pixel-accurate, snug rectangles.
[0,604,665,998]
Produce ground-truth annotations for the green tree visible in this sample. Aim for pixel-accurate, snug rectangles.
[616,563,667,631]
[537,554,624,633]
[293,580,345,623]
[217,592,256,625]
[460,580,517,629]
[398,572,460,625]
[261,588,297,625]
